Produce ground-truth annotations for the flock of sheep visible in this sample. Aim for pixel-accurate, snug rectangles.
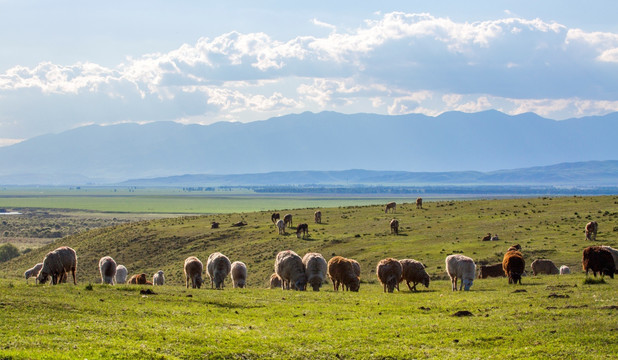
[23,202,618,292]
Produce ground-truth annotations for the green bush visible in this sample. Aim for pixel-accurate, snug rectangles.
[0,243,20,263]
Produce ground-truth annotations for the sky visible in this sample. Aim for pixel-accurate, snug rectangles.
[1,0,618,146]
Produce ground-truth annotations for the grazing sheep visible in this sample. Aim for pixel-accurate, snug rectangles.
[271,212,280,224]
[276,219,286,235]
[399,259,430,291]
[559,265,571,275]
[503,250,525,285]
[350,259,361,278]
[36,246,77,285]
[302,253,327,291]
[98,256,117,285]
[314,210,322,224]
[600,245,618,273]
[376,258,403,293]
[327,256,360,292]
[478,263,505,279]
[230,261,247,288]
[481,233,492,241]
[507,244,522,252]
[127,273,151,285]
[531,259,559,275]
[207,252,232,289]
[416,197,423,209]
[153,270,165,286]
[275,250,307,291]
[582,246,615,278]
[269,273,282,289]
[211,222,220,229]
[283,214,293,227]
[115,265,128,284]
[296,223,309,239]
[385,201,396,213]
[491,234,500,241]
[184,256,203,289]
[390,219,399,235]
[24,263,43,283]
[445,254,476,291]
[585,221,598,241]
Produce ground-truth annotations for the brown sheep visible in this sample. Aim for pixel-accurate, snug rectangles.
[481,233,492,241]
[296,223,309,239]
[269,273,282,289]
[283,214,293,227]
[416,197,423,209]
[376,258,402,293]
[36,246,77,285]
[531,259,559,275]
[327,256,360,292]
[314,210,322,224]
[127,273,151,285]
[271,212,280,224]
[399,259,430,291]
[507,244,522,252]
[390,219,399,235]
[211,222,220,229]
[502,250,525,285]
[184,256,203,289]
[478,263,505,279]
[385,201,396,214]
[582,246,615,278]
[585,221,598,241]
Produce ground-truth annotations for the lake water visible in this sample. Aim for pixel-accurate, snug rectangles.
[0,212,21,215]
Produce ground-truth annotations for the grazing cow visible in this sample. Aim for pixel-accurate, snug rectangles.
[276,219,286,235]
[314,210,322,224]
[283,214,293,227]
[271,213,280,224]
[416,197,423,209]
[585,221,598,241]
[385,202,396,214]
[296,223,309,239]
[390,219,399,235]
[481,233,492,241]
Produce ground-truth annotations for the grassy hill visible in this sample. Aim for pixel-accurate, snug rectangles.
[2,196,618,286]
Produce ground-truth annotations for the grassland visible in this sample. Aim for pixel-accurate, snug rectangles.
[0,195,617,358]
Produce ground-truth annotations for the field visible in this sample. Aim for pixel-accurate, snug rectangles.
[0,194,617,358]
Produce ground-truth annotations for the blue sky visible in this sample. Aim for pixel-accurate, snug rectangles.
[1,1,618,146]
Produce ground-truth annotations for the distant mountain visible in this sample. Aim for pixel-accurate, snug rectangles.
[1,110,618,185]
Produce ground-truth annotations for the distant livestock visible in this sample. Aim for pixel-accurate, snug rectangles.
[445,254,476,291]
[350,259,361,279]
[302,252,327,291]
[283,214,293,228]
[230,261,247,288]
[296,223,309,239]
[478,263,505,279]
[376,258,403,293]
[490,234,500,241]
[327,256,360,292]
[507,244,522,252]
[269,273,282,289]
[559,265,571,275]
[390,219,399,235]
[211,222,220,229]
[275,250,307,291]
[503,250,525,285]
[36,246,77,285]
[585,221,598,241]
[184,256,203,289]
[115,265,128,284]
[271,212,280,224]
[531,259,559,275]
[399,259,430,291]
[98,256,117,285]
[385,202,396,214]
[481,233,492,241]
[153,270,165,286]
[314,210,322,224]
[207,252,232,289]
[24,263,43,283]
[276,219,286,235]
[582,246,615,278]
[416,197,423,209]
[600,245,618,273]
[128,273,151,285]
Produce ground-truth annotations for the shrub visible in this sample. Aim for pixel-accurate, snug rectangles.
[0,243,20,263]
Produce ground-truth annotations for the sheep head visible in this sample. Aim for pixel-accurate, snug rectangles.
[462,278,474,291]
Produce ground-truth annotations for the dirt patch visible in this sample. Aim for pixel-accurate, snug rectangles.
[453,310,473,317]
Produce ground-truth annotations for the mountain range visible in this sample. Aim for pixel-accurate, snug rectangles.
[0,110,617,185]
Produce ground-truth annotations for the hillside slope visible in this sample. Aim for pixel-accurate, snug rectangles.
[3,196,618,286]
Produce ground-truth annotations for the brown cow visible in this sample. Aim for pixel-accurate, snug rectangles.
[416,197,423,209]
[585,221,598,241]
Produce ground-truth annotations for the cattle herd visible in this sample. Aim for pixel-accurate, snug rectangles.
[23,201,618,292]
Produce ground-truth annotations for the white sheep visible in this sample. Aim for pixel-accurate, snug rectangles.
[98,256,117,285]
[302,252,327,291]
[24,263,43,283]
[153,270,165,285]
[399,259,430,291]
[207,252,232,289]
[37,246,77,285]
[274,250,307,291]
[445,254,476,291]
[184,256,203,289]
[559,265,571,275]
[115,265,128,284]
[276,219,285,235]
[230,261,247,288]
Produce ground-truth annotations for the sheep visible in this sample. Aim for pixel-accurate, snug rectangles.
[207,252,232,289]
[184,256,203,289]
[302,252,327,291]
[127,273,152,285]
[416,197,423,209]
[269,273,282,289]
[283,214,293,228]
[347,259,361,291]
[314,210,322,224]
[531,259,559,275]
[115,265,128,284]
[230,261,247,288]
[582,246,615,278]
[271,212,280,224]
[376,258,402,293]
[399,259,430,291]
[296,223,309,239]
[585,221,598,241]
[274,250,307,291]
[327,256,360,292]
[385,201,396,213]
[24,263,43,283]
[98,256,117,285]
[490,234,500,241]
[559,265,571,275]
[153,270,165,286]
[478,263,505,279]
[503,250,525,285]
[390,219,399,235]
[36,246,77,285]
[507,244,522,252]
[276,219,286,235]
[481,233,492,241]
[600,245,618,273]
[211,222,220,229]
[445,254,476,291]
